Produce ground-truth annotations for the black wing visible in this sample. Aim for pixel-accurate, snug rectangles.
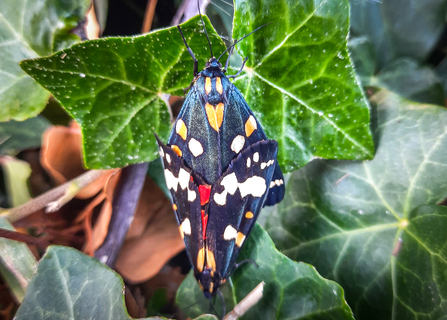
[206,140,278,279]
[155,134,203,273]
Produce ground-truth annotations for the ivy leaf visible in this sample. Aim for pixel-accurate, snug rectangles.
[232,0,374,172]
[0,0,90,121]
[349,0,446,68]
[0,218,37,302]
[0,116,50,155]
[176,224,354,320]
[15,245,169,320]
[264,90,447,319]
[21,16,227,169]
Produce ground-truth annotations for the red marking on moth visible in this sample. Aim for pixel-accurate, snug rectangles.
[201,210,208,240]
[199,185,211,206]
[190,176,194,182]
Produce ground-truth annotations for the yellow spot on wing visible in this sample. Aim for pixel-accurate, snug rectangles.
[245,211,254,219]
[171,145,182,157]
[236,232,246,247]
[173,204,177,211]
[245,115,257,137]
[206,249,216,271]
[197,248,205,272]
[216,77,223,94]
[176,119,187,140]
[205,77,212,94]
[205,103,224,131]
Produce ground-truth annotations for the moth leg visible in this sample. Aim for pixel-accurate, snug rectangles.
[217,289,226,317]
[227,56,248,79]
[177,25,199,76]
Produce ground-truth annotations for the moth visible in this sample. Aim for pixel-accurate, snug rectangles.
[156,11,284,299]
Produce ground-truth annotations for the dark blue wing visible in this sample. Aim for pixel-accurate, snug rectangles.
[224,81,285,206]
[264,163,285,206]
[168,86,221,184]
[206,140,278,278]
[155,134,203,273]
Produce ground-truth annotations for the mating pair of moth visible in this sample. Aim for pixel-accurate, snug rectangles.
[156,14,284,299]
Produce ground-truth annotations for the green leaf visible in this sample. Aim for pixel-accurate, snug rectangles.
[0,0,90,121]
[264,90,447,319]
[0,218,37,302]
[176,224,354,320]
[21,16,227,169]
[0,157,32,207]
[232,0,374,172]
[350,0,446,68]
[15,245,167,320]
[0,116,50,155]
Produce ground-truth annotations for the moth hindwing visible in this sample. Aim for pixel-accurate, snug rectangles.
[157,134,278,296]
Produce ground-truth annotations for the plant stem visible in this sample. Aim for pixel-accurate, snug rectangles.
[1,170,111,223]
[94,162,149,268]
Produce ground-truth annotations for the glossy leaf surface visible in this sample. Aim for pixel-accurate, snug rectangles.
[21,16,226,168]
[15,246,166,320]
[0,116,50,155]
[0,0,90,121]
[176,224,354,320]
[264,90,447,319]
[232,0,374,172]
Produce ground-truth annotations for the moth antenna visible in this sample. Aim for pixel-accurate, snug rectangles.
[209,297,222,319]
[217,22,272,61]
[198,0,214,58]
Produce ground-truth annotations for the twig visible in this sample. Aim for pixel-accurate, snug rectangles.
[0,228,50,248]
[223,282,265,320]
[141,0,158,33]
[1,170,112,223]
[94,162,149,268]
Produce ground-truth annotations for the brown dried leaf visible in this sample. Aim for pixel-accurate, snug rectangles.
[115,178,184,283]
[40,121,113,199]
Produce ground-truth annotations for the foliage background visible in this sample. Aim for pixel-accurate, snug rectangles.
[0,0,446,319]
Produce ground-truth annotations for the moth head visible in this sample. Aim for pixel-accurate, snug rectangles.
[205,58,222,71]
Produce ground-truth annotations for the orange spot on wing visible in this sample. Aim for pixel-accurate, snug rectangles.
[245,211,254,219]
[215,77,223,94]
[173,204,177,211]
[176,120,187,140]
[171,145,182,157]
[205,103,224,132]
[236,232,246,247]
[245,115,257,137]
[205,77,212,94]
[206,249,216,271]
[197,248,205,272]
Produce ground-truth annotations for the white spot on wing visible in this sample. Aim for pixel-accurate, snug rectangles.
[166,153,171,164]
[178,168,190,190]
[213,173,267,206]
[188,138,204,157]
[270,181,276,188]
[246,157,251,168]
[253,152,259,162]
[214,173,238,205]
[223,225,237,240]
[231,135,245,153]
[188,189,196,202]
[239,176,266,198]
[181,218,191,235]
[164,169,178,191]
[159,147,164,158]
